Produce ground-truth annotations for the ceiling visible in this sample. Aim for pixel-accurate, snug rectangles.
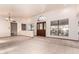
[0,4,78,19]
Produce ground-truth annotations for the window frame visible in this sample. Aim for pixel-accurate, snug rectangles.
[21,24,26,31]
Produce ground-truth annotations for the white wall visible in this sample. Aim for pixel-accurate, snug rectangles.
[0,7,78,40]
[0,16,34,38]
[17,18,34,37]
[0,17,10,37]
[33,7,78,40]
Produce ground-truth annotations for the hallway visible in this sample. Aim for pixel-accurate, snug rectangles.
[0,36,79,54]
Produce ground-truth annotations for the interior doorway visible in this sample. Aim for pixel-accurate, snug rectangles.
[11,22,17,36]
[37,22,46,37]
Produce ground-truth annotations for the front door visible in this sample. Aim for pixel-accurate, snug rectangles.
[37,22,46,36]
[11,22,17,36]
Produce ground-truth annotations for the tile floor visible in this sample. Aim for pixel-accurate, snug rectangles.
[0,36,79,54]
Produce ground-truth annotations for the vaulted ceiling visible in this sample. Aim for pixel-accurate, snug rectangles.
[0,4,78,19]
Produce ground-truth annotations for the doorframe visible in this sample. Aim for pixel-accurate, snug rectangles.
[10,22,17,36]
[37,21,46,37]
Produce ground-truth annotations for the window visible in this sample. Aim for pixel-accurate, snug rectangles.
[29,24,34,31]
[27,24,34,31]
[50,19,69,36]
[59,19,69,36]
[40,23,43,30]
[21,24,26,31]
[50,20,59,35]
[37,23,43,30]
[51,20,58,26]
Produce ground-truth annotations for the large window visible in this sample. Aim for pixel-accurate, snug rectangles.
[50,19,69,36]
[50,21,58,35]
[21,24,26,31]
[59,19,69,36]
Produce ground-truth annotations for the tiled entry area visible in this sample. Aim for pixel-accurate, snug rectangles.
[0,36,79,54]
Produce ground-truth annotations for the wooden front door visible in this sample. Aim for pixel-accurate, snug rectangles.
[37,22,46,36]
